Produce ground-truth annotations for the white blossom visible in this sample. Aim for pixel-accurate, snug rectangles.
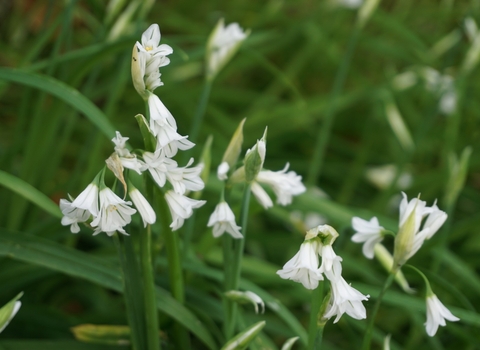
[255,163,306,206]
[164,190,206,231]
[277,240,323,290]
[111,131,144,175]
[60,198,91,233]
[166,158,204,195]
[206,19,248,80]
[137,24,173,59]
[207,201,242,239]
[148,94,177,131]
[250,181,273,209]
[142,149,178,188]
[155,123,194,158]
[323,276,369,323]
[351,216,385,259]
[91,187,136,236]
[129,188,156,227]
[217,161,230,180]
[425,294,459,336]
[71,183,99,216]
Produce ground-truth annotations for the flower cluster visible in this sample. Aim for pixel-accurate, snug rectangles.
[277,225,369,323]
[208,123,305,239]
[351,192,458,336]
[60,24,205,236]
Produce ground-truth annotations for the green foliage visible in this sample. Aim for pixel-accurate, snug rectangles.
[1,0,480,349]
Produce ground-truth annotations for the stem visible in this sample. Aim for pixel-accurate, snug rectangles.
[308,282,324,350]
[224,183,252,339]
[361,272,396,350]
[306,27,361,186]
[139,225,160,350]
[113,234,144,350]
[189,80,212,144]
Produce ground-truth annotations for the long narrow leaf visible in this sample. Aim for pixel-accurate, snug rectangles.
[0,230,216,350]
[0,68,116,139]
[0,170,61,219]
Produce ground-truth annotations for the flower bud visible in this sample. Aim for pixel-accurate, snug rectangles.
[221,321,266,350]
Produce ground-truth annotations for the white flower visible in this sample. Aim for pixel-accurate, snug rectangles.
[148,94,177,131]
[394,193,447,266]
[250,181,274,209]
[71,183,99,216]
[112,131,130,157]
[91,187,136,236]
[155,123,195,158]
[207,201,243,239]
[206,19,248,80]
[60,198,91,233]
[0,300,21,333]
[217,161,230,180]
[142,150,178,188]
[137,24,173,59]
[129,188,156,227]
[425,294,459,336]
[164,190,206,231]
[166,158,204,195]
[276,240,323,290]
[351,216,385,259]
[319,244,343,280]
[323,276,369,323]
[111,131,144,175]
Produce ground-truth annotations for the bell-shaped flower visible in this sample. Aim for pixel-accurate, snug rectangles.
[71,183,99,216]
[255,163,306,206]
[60,198,91,233]
[154,123,194,158]
[166,158,204,195]
[250,181,274,209]
[129,187,156,227]
[351,216,385,259]
[207,201,243,239]
[91,187,136,236]
[148,94,177,131]
[425,294,459,336]
[164,190,206,231]
[323,276,369,323]
[206,19,249,81]
[217,161,230,181]
[276,240,323,290]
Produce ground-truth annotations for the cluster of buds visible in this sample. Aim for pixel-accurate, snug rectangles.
[60,24,205,235]
[208,120,306,239]
[351,192,459,336]
[277,225,369,323]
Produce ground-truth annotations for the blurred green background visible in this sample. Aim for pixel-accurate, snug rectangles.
[0,0,479,349]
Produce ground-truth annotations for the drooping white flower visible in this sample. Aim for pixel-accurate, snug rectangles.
[71,183,99,216]
[276,240,323,290]
[207,201,242,239]
[60,198,91,233]
[323,275,369,323]
[148,94,177,131]
[155,123,195,158]
[255,163,306,206]
[91,187,136,236]
[250,181,274,209]
[319,244,343,280]
[164,190,206,231]
[351,216,385,259]
[425,294,459,336]
[129,188,156,227]
[166,158,204,195]
[206,19,248,80]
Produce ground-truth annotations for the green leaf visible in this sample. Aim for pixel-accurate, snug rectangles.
[0,170,61,219]
[0,340,123,350]
[221,321,266,350]
[0,230,216,350]
[0,67,116,139]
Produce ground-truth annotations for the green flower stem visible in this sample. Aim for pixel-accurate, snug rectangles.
[189,79,213,144]
[155,187,190,349]
[139,224,161,350]
[308,282,324,350]
[113,234,145,350]
[306,26,361,186]
[224,183,252,339]
[361,272,396,350]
